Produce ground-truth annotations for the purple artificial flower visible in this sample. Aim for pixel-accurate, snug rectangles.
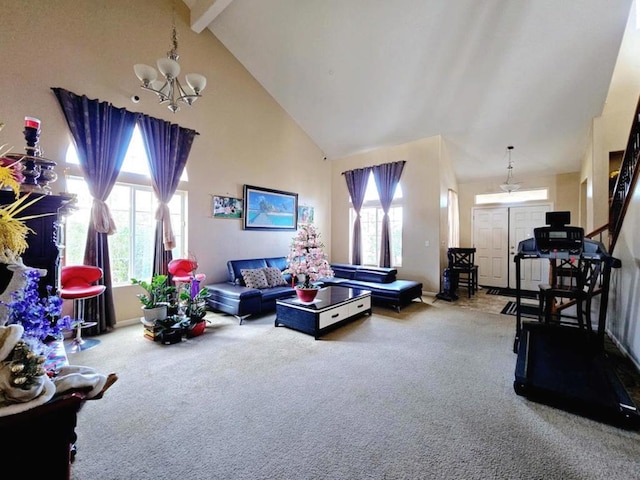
[1,269,72,354]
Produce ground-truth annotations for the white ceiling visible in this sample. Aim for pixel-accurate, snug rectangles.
[183,0,634,183]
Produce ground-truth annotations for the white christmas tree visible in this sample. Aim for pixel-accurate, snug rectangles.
[285,223,334,288]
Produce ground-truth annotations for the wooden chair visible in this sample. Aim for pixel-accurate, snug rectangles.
[538,256,602,331]
[447,248,479,298]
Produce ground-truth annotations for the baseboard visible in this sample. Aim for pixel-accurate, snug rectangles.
[116,317,141,328]
[606,327,640,373]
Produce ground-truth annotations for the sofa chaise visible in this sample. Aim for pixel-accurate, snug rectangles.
[321,263,423,312]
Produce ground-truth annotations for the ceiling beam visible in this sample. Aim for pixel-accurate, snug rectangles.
[189,0,235,33]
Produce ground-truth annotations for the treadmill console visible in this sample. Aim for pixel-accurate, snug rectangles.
[533,226,584,254]
[532,211,584,255]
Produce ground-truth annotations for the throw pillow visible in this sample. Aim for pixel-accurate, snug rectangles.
[241,268,269,289]
[263,267,288,287]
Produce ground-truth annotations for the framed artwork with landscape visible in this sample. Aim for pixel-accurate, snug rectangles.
[243,184,298,231]
[213,195,243,219]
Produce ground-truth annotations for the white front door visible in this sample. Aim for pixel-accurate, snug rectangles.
[472,204,552,290]
[508,204,552,290]
[473,207,509,288]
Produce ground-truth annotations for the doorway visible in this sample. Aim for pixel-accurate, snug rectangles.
[473,204,551,290]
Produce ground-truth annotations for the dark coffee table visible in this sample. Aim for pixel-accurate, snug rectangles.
[275,286,371,339]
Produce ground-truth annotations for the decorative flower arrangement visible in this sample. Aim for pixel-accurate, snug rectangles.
[0,122,24,191]
[178,279,210,322]
[0,122,40,264]
[2,269,72,356]
[285,223,334,289]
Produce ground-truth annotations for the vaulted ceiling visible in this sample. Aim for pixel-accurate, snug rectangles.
[183,0,634,183]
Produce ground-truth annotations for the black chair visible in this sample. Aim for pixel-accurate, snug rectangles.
[447,248,478,298]
[538,256,602,331]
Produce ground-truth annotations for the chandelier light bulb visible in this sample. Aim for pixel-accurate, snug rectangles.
[157,57,181,79]
[133,64,158,86]
[185,73,207,94]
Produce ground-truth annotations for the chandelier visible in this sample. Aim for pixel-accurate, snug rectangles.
[500,145,521,193]
[134,17,206,113]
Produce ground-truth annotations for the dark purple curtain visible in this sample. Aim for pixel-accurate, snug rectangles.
[343,167,372,265]
[52,87,137,333]
[137,115,198,276]
[372,160,406,267]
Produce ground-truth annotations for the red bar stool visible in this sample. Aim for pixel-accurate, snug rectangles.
[59,265,106,353]
[168,259,206,290]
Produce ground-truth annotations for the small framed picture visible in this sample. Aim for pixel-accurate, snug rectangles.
[298,205,314,224]
[213,195,243,219]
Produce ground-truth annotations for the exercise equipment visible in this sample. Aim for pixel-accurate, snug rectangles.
[512,212,639,428]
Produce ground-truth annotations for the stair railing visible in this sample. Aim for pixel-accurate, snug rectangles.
[609,95,640,252]
[586,224,610,251]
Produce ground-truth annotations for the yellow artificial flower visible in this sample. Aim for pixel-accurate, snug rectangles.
[0,193,43,263]
[0,150,22,195]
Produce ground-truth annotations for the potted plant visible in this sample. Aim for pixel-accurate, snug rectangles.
[177,281,210,337]
[285,223,334,302]
[131,274,176,323]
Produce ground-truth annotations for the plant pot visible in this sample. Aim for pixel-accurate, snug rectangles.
[187,320,206,338]
[295,287,319,303]
[142,305,167,323]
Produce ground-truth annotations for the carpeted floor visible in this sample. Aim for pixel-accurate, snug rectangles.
[67,297,640,480]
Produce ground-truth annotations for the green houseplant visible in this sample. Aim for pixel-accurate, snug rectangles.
[177,286,209,321]
[131,275,176,323]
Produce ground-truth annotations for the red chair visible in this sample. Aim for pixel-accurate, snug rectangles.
[59,265,106,353]
[168,259,206,286]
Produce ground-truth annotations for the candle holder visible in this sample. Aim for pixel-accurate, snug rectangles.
[4,117,59,194]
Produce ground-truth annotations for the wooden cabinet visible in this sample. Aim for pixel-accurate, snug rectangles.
[0,341,89,480]
[0,190,74,296]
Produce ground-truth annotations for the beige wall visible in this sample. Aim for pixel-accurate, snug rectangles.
[330,136,444,293]
[457,173,580,247]
[0,0,330,322]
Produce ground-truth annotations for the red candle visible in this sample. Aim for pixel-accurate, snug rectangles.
[24,116,41,130]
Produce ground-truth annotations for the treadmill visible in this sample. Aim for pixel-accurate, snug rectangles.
[512,212,640,428]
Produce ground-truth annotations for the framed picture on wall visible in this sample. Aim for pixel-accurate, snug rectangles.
[297,205,314,225]
[243,184,298,230]
[212,195,243,219]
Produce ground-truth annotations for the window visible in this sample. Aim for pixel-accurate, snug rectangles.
[475,188,548,205]
[349,173,403,267]
[65,125,188,180]
[64,127,187,285]
[447,189,459,248]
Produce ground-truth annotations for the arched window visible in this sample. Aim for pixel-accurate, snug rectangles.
[64,125,188,284]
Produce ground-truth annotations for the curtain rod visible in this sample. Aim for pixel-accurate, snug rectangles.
[341,160,406,175]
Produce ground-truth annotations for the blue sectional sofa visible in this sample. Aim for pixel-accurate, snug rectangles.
[204,257,295,324]
[204,257,424,323]
[321,264,423,312]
